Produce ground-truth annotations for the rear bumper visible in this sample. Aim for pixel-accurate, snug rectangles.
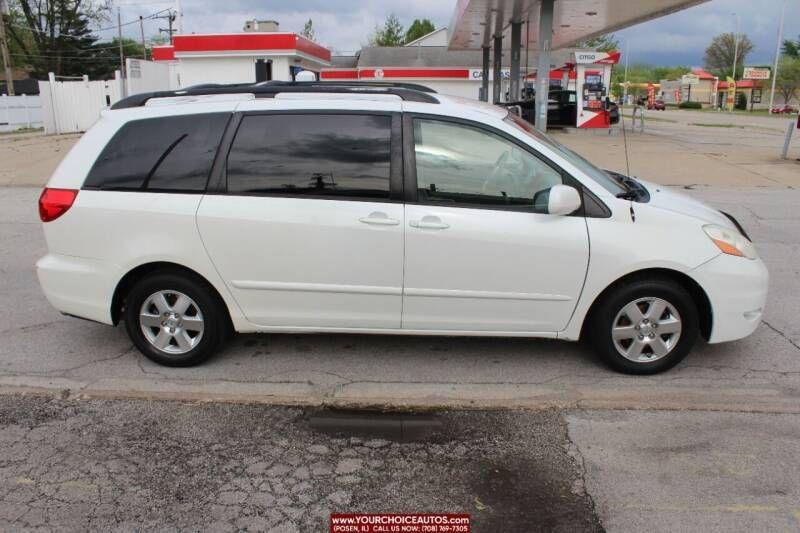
[689,254,769,343]
[36,253,118,325]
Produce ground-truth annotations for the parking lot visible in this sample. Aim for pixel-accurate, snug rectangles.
[1,113,799,531]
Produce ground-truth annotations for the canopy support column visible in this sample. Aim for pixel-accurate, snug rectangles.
[509,21,522,102]
[481,46,490,102]
[492,35,502,104]
[534,0,554,131]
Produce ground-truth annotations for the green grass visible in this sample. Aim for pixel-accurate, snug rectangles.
[693,107,789,118]
[621,113,678,124]
[689,122,742,128]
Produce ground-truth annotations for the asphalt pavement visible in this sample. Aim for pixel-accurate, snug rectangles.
[2,137,800,530]
[0,395,602,532]
[1,185,799,413]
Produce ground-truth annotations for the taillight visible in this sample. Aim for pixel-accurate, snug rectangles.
[39,188,78,222]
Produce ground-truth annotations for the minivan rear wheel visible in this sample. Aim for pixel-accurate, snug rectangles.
[588,278,699,374]
[124,273,225,366]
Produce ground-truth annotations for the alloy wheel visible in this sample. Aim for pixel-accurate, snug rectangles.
[611,297,682,363]
[139,290,205,355]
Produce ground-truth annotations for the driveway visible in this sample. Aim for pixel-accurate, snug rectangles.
[1,185,799,413]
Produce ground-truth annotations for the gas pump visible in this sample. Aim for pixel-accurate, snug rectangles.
[582,71,606,113]
[573,50,619,128]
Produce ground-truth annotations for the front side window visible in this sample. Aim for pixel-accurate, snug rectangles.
[504,113,625,196]
[227,114,392,199]
[85,113,229,191]
[413,119,563,211]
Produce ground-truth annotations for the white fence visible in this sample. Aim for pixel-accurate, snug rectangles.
[0,94,43,132]
[39,73,123,134]
[36,60,174,135]
[126,58,177,94]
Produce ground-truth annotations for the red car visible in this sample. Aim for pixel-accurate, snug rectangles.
[770,105,797,114]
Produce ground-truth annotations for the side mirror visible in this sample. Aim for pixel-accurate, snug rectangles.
[547,184,582,216]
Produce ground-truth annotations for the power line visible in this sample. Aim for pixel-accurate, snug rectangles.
[94,8,171,32]
[9,26,157,52]
[8,7,171,39]
[9,53,130,62]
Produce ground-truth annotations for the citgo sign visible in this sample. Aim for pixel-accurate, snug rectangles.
[743,67,770,80]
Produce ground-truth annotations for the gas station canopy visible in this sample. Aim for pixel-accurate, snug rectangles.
[448,0,708,50]
[447,0,709,131]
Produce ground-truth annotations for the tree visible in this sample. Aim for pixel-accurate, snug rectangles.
[404,18,435,44]
[575,33,619,52]
[704,32,754,79]
[6,0,110,79]
[369,14,404,47]
[301,19,315,41]
[774,56,800,104]
[609,63,689,100]
[80,38,145,79]
[783,35,799,59]
[5,6,36,67]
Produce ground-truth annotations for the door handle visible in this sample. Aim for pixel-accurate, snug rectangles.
[359,212,400,226]
[409,215,449,230]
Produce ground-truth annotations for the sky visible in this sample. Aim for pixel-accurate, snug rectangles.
[107,0,800,67]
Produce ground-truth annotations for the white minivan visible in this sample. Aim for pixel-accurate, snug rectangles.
[36,82,768,374]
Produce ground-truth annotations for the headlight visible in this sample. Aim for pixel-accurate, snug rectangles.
[703,224,757,259]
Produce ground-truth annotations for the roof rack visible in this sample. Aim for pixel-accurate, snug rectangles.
[111,81,440,109]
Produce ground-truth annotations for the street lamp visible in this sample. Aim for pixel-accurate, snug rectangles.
[768,0,787,111]
[731,13,740,80]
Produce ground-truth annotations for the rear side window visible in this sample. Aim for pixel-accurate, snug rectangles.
[84,113,229,191]
[226,114,392,199]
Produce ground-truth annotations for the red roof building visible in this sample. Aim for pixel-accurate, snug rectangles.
[153,32,331,86]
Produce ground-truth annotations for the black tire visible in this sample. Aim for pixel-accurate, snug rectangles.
[588,278,699,374]
[123,272,226,367]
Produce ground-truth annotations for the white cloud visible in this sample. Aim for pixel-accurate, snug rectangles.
[111,0,799,67]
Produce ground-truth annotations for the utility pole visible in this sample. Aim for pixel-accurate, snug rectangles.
[768,0,786,111]
[175,0,183,34]
[0,0,15,95]
[731,13,740,79]
[118,7,125,95]
[622,40,630,104]
[157,11,176,44]
[139,16,147,60]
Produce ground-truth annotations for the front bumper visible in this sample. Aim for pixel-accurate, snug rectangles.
[689,253,769,343]
[36,253,118,325]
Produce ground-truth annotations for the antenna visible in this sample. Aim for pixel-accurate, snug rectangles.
[620,101,631,177]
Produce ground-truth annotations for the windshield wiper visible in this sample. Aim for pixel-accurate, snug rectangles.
[605,170,649,202]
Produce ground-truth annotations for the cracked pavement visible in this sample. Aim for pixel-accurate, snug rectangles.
[0,395,602,532]
[1,186,799,412]
[3,126,800,531]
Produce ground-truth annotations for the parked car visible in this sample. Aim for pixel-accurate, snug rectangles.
[506,90,620,127]
[636,96,666,110]
[37,82,767,374]
[770,105,797,114]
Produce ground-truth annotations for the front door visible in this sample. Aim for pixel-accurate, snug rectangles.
[402,116,589,332]
[197,111,404,329]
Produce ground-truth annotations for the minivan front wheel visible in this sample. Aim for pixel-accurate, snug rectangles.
[589,278,699,374]
[124,273,225,366]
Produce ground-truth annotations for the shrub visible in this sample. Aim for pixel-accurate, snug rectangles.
[678,101,702,109]
[735,92,748,110]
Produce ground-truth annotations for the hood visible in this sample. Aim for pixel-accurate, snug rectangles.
[637,179,736,229]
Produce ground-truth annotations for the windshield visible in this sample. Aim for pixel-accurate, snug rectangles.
[504,113,626,196]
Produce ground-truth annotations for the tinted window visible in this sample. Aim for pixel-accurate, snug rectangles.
[227,114,391,199]
[85,113,229,191]
[413,119,563,211]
